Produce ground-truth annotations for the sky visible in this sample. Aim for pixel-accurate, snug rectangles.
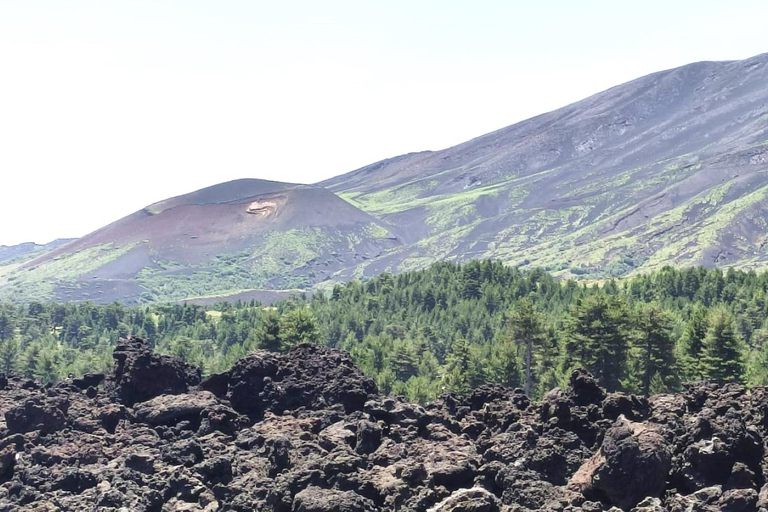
[1,1,767,246]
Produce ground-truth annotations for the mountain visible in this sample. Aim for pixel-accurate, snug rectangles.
[322,52,768,278]
[2,53,768,304]
[0,179,400,304]
[0,239,73,266]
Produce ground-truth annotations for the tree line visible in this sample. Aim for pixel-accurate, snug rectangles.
[0,262,766,403]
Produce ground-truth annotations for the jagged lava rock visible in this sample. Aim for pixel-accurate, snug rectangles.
[108,335,201,406]
[1,339,767,511]
[5,396,68,435]
[222,343,378,418]
[569,416,671,510]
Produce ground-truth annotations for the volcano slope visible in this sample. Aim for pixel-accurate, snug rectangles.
[1,338,767,511]
[323,52,768,279]
[0,179,400,304]
[4,54,768,305]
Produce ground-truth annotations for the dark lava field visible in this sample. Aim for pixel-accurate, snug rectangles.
[0,338,766,511]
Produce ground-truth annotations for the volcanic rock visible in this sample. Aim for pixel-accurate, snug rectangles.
[108,335,201,406]
[225,343,378,418]
[0,339,766,511]
[569,416,671,509]
[5,397,67,435]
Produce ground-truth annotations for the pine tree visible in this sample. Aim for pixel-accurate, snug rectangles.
[445,338,472,392]
[0,311,14,343]
[170,337,193,362]
[467,348,489,389]
[632,302,677,396]
[564,294,630,391]
[142,315,157,340]
[0,337,20,374]
[680,304,708,380]
[507,298,544,396]
[390,343,419,381]
[700,306,745,384]
[37,350,60,383]
[492,338,521,389]
[747,328,768,385]
[460,263,482,300]
[376,368,397,395]
[0,337,19,374]
[279,308,320,347]
[535,326,565,399]
[258,313,282,351]
[23,344,40,380]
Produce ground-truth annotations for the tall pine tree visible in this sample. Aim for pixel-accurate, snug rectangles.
[700,306,745,384]
[632,302,677,396]
[507,298,544,396]
[564,294,630,391]
[680,304,708,380]
[258,313,282,351]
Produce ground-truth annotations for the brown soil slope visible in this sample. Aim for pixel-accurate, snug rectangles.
[11,179,400,304]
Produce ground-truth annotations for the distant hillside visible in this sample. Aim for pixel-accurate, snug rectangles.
[0,239,73,266]
[2,53,768,304]
[322,52,768,279]
[0,180,400,304]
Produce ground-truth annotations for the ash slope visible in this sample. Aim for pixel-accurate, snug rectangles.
[323,52,768,278]
[4,54,768,304]
[0,179,400,304]
[1,337,767,511]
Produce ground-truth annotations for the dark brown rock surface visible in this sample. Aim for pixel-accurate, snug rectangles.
[0,337,766,511]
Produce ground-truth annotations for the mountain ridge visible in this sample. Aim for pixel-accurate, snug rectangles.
[320,52,768,278]
[3,53,768,304]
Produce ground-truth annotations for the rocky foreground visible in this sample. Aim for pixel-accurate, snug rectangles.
[0,338,766,511]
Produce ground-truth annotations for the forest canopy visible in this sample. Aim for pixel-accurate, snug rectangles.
[1,262,767,403]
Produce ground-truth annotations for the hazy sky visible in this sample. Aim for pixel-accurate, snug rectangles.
[1,1,767,245]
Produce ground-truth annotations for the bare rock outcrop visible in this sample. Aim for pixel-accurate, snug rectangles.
[569,416,671,509]
[108,335,201,406]
[0,340,765,511]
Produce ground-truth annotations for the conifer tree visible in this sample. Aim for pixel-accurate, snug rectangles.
[700,306,745,384]
[390,343,419,381]
[535,326,565,398]
[38,352,59,383]
[746,328,768,385]
[142,315,157,340]
[680,304,708,380]
[633,302,677,396]
[279,308,320,347]
[258,312,282,351]
[0,337,19,374]
[467,347,489,389]
[460,263,482,300]
[445,338,472,392]
[564,294,630,391]
[0,311,14,343]
[507,298,544,396]
[491,337,520,389]
[23,344,40,379]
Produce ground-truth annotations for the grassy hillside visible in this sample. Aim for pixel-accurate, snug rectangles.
[1,181,400,304]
